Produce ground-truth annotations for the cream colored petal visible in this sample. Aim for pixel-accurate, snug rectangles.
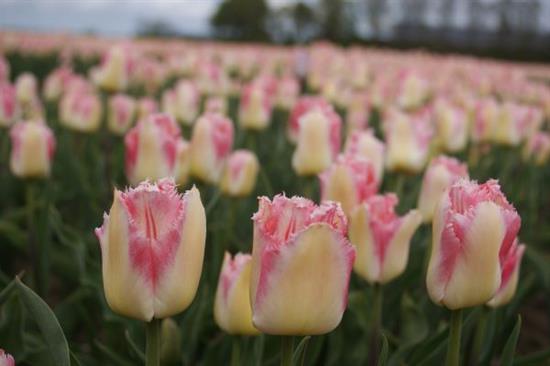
[349,205,379,283]
[292,111,333,176]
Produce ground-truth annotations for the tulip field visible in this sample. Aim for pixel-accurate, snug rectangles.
[1,32,550,366]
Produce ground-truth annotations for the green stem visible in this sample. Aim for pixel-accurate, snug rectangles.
[146,318,161,366]
[231,337,240,366]
[446,309,463,366]
[26,181,46,297]
[280,336,294,366]
[471,307,488,365]
[369,284,383,364]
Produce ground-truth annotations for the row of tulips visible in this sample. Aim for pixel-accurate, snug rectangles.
[0,35,549,366]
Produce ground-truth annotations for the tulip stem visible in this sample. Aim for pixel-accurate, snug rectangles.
[280,336,294,366]
[146,318,161,366]
[231,337,240,366]
[446,309,463,366]
[369,284,383,365]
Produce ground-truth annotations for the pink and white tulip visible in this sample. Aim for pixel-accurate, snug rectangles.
[108,94,136,135]
[287,96,332,142]
[239,83,272,130]
[125,113,181,186]
[487,239,525,307]
[220,149,260,197]
[95,179,206,321]
[189,113,234,184]
[91,45,131,92]
[349,194,422,284]
[174,80,200,125]
[417,156,469,223]
[9,120,56,178]
[344,130,385,182]
[427,179,521,309]
[214,252,260,335]
[0,82,18,127]
[276,76,299,110]
[471,98,499,143]
[523,132,550,165]
[433,98,468,152]
[137,97,158,120]
[60,91,102,132]
[0,349,15,366]
[15,72,38,105]
[250,195,355,335]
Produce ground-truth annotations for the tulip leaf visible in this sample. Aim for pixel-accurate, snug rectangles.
[500,315,522,366]
[292,336,311,366]
[0,279,16,304]
[70,351,83,366]
[125,329,145,362]
[377,334,389,366]
[513,347,550,365]
[253,334,265,366]
[14,277,71,366]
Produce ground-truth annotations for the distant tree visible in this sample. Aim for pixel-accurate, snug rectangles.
[293,2,317,42]
[320,0,355,43]
[136,19,180,38]
[211,0,270,41]
[367,0,386,39]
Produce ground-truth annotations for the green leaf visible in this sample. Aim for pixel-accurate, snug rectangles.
[513,347,550,366]
[70,352,83,366]
[0,279,16,304]
[125,329,145,362]
[377,334,389,366]
[253,334,265,366]
[14,277,71,366]
[501,315,522,366]
[292,336,311,366]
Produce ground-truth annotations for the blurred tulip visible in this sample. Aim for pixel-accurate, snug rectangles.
[417,156,469,223]
[319,154,378,216]
[9,120,55,178]
[292,107,341,176]
[95,179,206,321]
[60,91,102,132]
[125,113,181,186]
[493,102,528,146]
[346,93,370,133]
[91,45,130,92]
[220,149,259,197]
[427,179,521,309]
[523,132,550,165]
[396,70,429,110]
[174,139,191,186]
[214,252,259,335]
[15,72,38,105]
[0,349,15,366]
[276,76,299,110]
[0,56,10,81]
[472,98,499,143]
[108,94,136,135]
[205,96,227,115]
[250,195,355,335]
[43,67,73,101]
[384,108,433,173]
[189,113,234,184]
[137,97,158,120]
[487,239,525,308]
[239,84,271,130]
[287,96,331,142]
[433,98,468,152]
[0,82,18,127]
[344,130,385,182]
[174,80,200,125]
[349,194,422,284]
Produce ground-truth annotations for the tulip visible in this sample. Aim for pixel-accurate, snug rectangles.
[15,72,38,105]
[220,149,259,197]
[0,56,10,81]
[276,76,299,110]
[417,156,469,223]
[396,70,429,110]
[137,97,159,120]
[174,80,200,125]
[174,139,191,186]
[108,94,136,135]
[60,91,102,133]
[523,132,550,165]
[214,252,259,335]
[204,96,227,115]
[493,102,528,146]
[125,113,182,186]
[471,98,499,144]
[344,130,385,182]
[427,179,521,309]
[287,96,331,143]
[349,194,422,284]
[91,45,130,92]
[95,178,206,321]
[239,84,272,130]
[384,108,433,173]
[189,113,234,184]
[250,195,355,335]
[43,67,73,101]
[9,120,56,178]
[0,349,15,366]
[433,98,468,152]
[346,93,370,133]
[487,239,525,307]
[292,107,341,176]
[0,82,18,127]
[319,154,378,216]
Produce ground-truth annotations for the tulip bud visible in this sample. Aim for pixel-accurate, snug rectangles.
[239,84,272,130]
[384,108,433,173]
[427,179,521,309]
[92,45,130,92]
[276,76,299,110]
[204,96,227,115]
[396,71,429,110]
[174,80,200,125]
[472,98,499,143]
[346,93,370,133]
[0,56,10,81]
[43,67,73,101]
[137,97,158,120]
[108,94,136,135]
[487,239,525,308]
[9,120,56,178]
[0,349,15,366]
[349,194,421,284]
[417,156,468,223]
[189,113,234,184]
[125,114,181,186]
[319,154,378,216]
[345,130,385,183]
[220,150,259,197]
[433,98,468,152]
[0,82,18,128]
[15,73,38,105]
[214,252,260,335]
[251,195,355,335]
[95,179,206,321]
[493,102,528,146]
[292,107,341,176]
[160,318,182,364]
[60,91,102,133]
[287,96,331,143]
[523,132,550,165]
[174,139,191,186]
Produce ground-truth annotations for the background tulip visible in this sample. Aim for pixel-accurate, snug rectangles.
[427,179,521,309]
[417,156,469,223]
[0,349,15,366]
[344,130,385,182]
[174,80,199,125]
[250,195,355,335]
[174,139,191,186]
[433,98,468,152]
[9,120,56,178]
[523,132,550,165]
[190,112,234,184]
[220,149,259,197]
[108,94,136,135]
[15,72,38,105]
[0,82,18,127]
[349,194,422,284]
[60,91,102,132]
[239,83,271,130]
[92,45,130,92]
[214,252,259,335]
[95,179,206,321]
[287,96,331,142]
[125,113,181,186]
[487,239,525,307]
